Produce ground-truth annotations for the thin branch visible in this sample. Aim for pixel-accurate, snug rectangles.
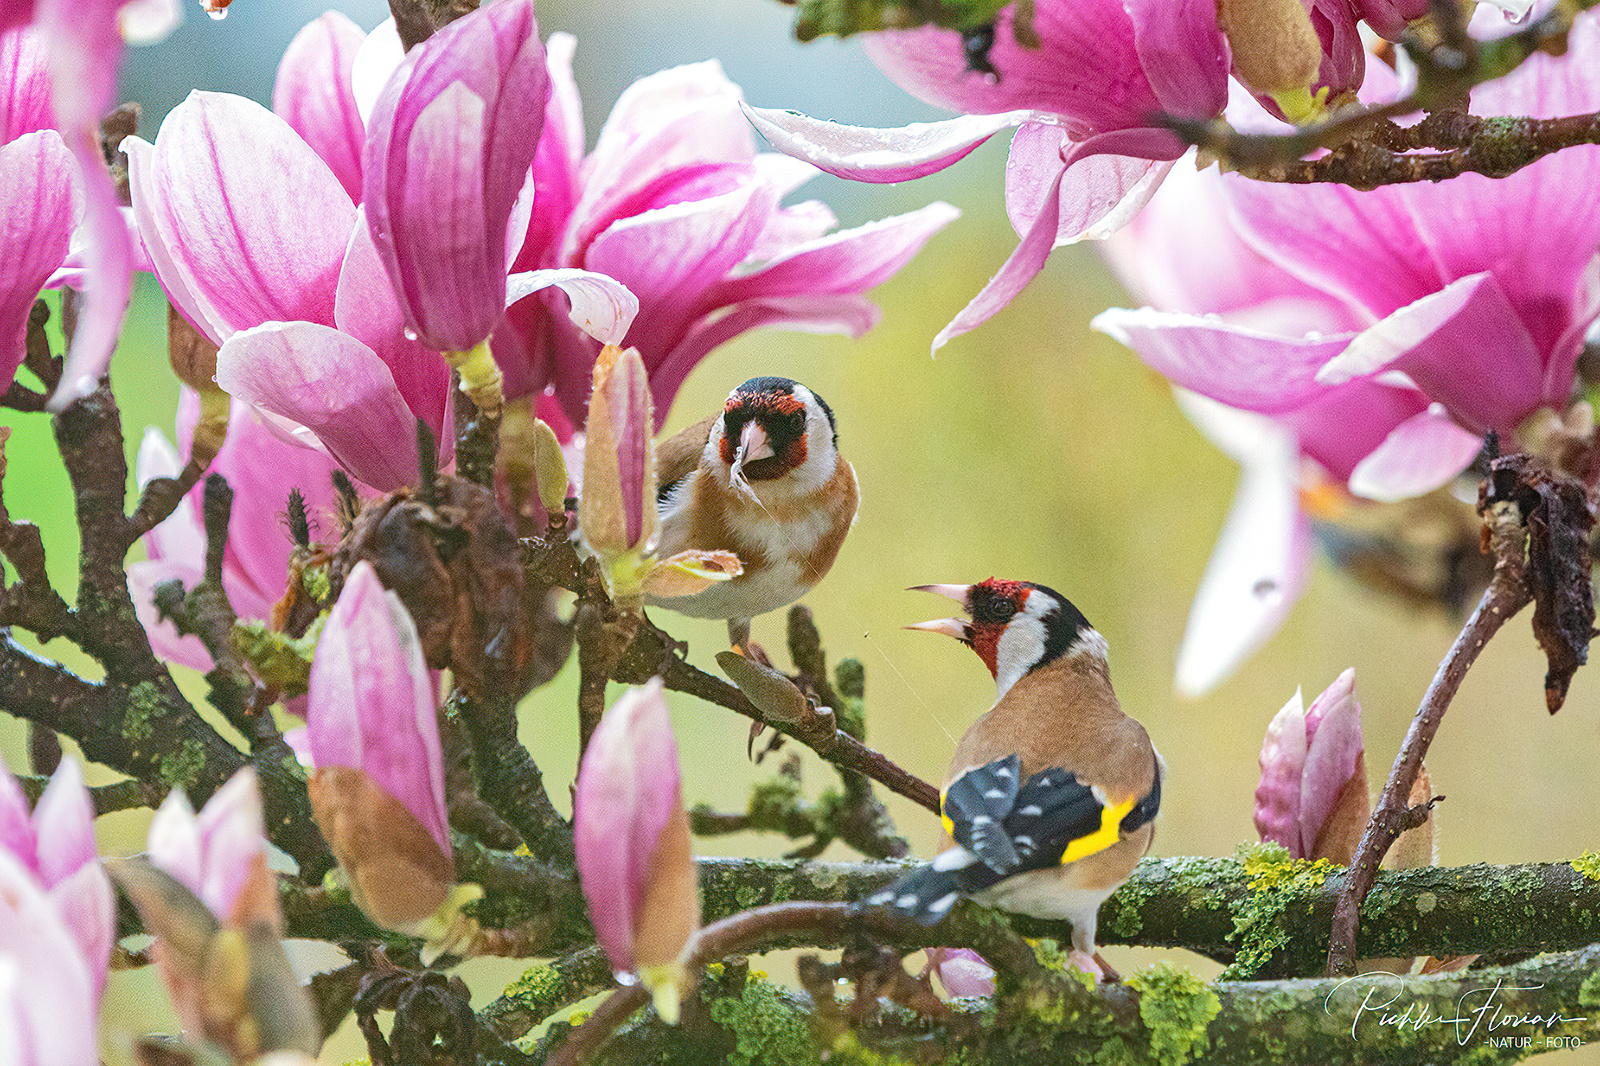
[1327,499,1532,974]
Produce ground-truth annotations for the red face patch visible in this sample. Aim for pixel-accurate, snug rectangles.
[964,580,1032,679]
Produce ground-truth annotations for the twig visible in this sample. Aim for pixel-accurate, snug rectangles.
[1326,500,1532,974]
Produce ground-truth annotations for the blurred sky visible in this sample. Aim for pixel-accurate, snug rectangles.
[5,1,1595,1061]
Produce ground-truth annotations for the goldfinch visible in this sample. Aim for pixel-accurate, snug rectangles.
[869,579,1163,978]
[649,377,858,648]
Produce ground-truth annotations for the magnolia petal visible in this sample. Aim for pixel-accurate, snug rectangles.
[215,321,419,492]
[194,768,271,925]
[0,30,52,143]
[1173,393,1311,697]
[1298,668,1365,858]
[29,759,95,888]
[0,851,100,1066]
[931,161,1066,353]
[926,947,996,999]
[1094,307,1355,414]
[0,131,76,389]
[505,267,639,345]
[146,787,206,899]
[335,210,453,450]
[307,561,452,861]
[132,92,355,342]
[573,678,682,975]
[643,550,743,599]
[46,858,115,996]
[1346,404,1484,502]
[742,102,1028,183]
[1321,273,1545,436]
[274,11,367,203]
[0,761,33,864]
[1253,689,1307,854]
[710,201,960,306]
[48,122,134,409]
[1004,125,1172,244]
[350,17,404,124]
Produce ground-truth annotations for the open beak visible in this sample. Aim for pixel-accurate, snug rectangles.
[733,420,775,473]
[905,584,973,641]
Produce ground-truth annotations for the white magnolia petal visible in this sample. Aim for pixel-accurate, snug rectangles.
[505,267,639,345]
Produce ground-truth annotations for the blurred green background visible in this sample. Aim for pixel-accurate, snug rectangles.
[2,0,1596,1062]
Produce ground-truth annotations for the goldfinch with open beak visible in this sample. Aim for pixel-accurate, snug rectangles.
[869,578,1163,979]
[649,377,858,648]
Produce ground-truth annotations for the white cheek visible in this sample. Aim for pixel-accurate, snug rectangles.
[994,614,1047,699]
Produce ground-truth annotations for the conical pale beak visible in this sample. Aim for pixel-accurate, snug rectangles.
[734,420,775,471]
[909,583,970,604]
[904,617,970,641]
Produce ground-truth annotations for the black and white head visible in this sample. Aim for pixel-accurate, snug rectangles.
[909,578,1104,698]
[714,377,841,498]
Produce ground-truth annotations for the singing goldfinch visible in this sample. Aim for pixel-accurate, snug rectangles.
[870,578,1163,979]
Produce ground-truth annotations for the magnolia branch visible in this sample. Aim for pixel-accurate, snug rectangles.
[538,895,1600,1066]
[521,527,941,814]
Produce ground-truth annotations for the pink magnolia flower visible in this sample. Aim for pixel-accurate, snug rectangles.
[574,677,700,1023]
[745,0,1228,352]
[129,388,345,673]
[1096,20,1600,692]
[305,560,455,934]
[0,848,103,1066]
[0,757,114,997]
[130,73,630,488]
[501,39,959,427]
[1254,669,1367,862]
[363,0,549,356]
[136,768,320,1058]
[146,766,279,929]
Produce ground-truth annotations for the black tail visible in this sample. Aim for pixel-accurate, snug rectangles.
[863,849,980,925]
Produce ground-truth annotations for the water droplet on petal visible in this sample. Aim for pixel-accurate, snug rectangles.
[403,327,419,342]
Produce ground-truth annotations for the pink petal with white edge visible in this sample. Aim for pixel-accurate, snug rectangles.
[135,92,354,341]
[649,294,879,422]
[29,760,95,888]
[215,321,420,492]
[351,18,404,124]
[741,102,1029,183]
[710,201,960,305]
[1346,404,1484,503]
[195,768,268,922]
[124,135,231,345]
[1319,272,1544,434]
[1253,689,1308,853]
[1172,392,1311,698]
[274,11,368,203]
[1093,308,1356,415]
[505,268,640,345]
[0,131,77,388]
[46,858,115,996]
[0,761,33,863]
[335,210,452,450]
[308,562,451,860]
[0,851,101,1065]
[1298,669,1364,857]
[573,677,681,975]
[146,788,205,899]
[1004,126,1171,244]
